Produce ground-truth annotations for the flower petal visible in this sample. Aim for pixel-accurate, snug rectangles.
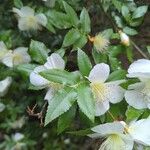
[105,83,125,103]
[0,77,12,97]
[95,100,110,116]
[1,51,13,67]
[20,6,34,16]
[128,59,150,78]
[18,18,29,31]
[91,122,124,135]
[0,41,7,50]
[13,47,31,65]
[30,66,49,87]
[44,88,55,103]
[88,63,110,83]
[125,90,147,109]
[35,14,47,27]
[44,53,65,69]
[129,118,150,146]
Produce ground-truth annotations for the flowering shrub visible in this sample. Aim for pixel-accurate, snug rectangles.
[0,0,150,150]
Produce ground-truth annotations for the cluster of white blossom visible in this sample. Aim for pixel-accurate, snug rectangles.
[0,4,149,150]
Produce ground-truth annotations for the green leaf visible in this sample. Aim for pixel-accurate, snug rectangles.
[63,1,79,27]
[132,6,148,19]
[92,48,108,64]
[46,20,56,33]
[112,0,122,12]
[29,40,50,64]
[102,28,113,39]
[77,83,95,122]
[67,128,91,136]
[126,106,144,122]
[121,5,130,21]
[45,88,77,126]
[114,15,124,28]
[126,47,133,63]
[107,69,127,81]
[63,28,81,47]
[17,64,38,76]
[77,49,92,76]
[57,104,76,134]
[147,46,150,54]
[40,69,80,85]
[123,27,138,36]
[73,34,87,49]
[14,0,23,8]
[80,8,91,33]
[46,10,71,29]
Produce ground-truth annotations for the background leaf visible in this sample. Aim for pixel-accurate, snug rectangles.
[77,49,92,76]
[29,40,50,64]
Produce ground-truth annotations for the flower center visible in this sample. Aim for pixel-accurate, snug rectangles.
[90,82,108,101]
[49,82,63,91]
[13,53,23,64]
[100,134,125,150]
[26,16,37,28]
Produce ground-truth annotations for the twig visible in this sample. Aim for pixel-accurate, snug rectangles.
[131,40,149,59]
[27,101,48,127]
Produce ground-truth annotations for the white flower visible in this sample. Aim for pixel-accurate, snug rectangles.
[0,41,9,61]
[88,63,125,116]
[2,47,31,68]
[13,6,47,31]
[13,133,24,142]
[0,77,12,97]
[119,31,130,46]
[88,122,134,150]
[122,118,150,146]
[30,53,65,103]
[125,59,150,109]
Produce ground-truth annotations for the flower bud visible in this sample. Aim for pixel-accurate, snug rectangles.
[119,30,130,46]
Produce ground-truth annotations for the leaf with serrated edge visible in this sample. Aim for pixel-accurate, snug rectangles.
[77,83,95,122]
[45,88,77,126]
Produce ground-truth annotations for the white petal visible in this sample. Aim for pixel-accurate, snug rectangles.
[44,88,55,103]
[0,41,7,50]
[95,100,110,116]
[13,47,31,65]
[99,134,133,150]
[1,51,13,67]
[88,63,110,83]
[18,18,29,31]
[119,134,134,150]
[35,14,47,27]
[105,83,125,103]
[129,118,150,146]
[13,8,23,17]
[20,6,34,16]
[30,66,49,87]
[0,77,12,97]
[91,121,124,135]
[128,59,150,78]
[88,133,102,139]
[0,41,8,60]
[44,53,65,69]
[125,90,147,109]
[128,82,145,90]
